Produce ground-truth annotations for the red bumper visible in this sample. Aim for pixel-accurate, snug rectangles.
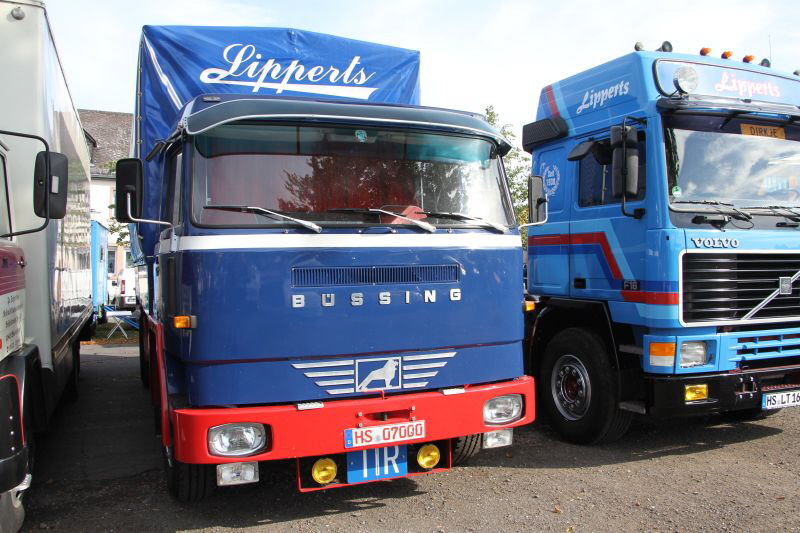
[173,375,535,464]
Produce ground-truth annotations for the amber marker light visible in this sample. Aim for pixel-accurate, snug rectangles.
[721,50,733,59]
[173,315,195,329]
[700,47,711,56]
[523,300,536,312]
[743,55,755,63]
[685,384,709,402]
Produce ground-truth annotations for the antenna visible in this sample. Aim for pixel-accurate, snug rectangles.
[768,34,773,65]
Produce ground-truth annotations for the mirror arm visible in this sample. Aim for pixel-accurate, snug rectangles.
[520,198,549,228]
[0,129,51,238]
[126,192,171,227]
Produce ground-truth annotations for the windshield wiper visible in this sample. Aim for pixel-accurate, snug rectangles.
[204,205,322,233]
[419,211,508,233]
[739,205,800,220]
[671,200,753,222]
[327,208,436,233]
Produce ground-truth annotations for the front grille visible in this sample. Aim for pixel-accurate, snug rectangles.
[292,264,459,288]
[682,252,800,324]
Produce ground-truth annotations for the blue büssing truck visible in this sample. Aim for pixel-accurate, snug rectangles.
[90,220,109,318]
[523,43,800,444]
[114,26,535,500]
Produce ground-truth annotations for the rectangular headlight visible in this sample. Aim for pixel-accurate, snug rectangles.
[208,423,267,456]
[679,341,708,368]
[483,394,523,425]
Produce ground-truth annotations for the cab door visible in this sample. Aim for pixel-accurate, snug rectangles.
[569,130,647,303]
[527,145,571,296]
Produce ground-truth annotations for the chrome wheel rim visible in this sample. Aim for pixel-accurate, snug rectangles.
[551,354,592,421]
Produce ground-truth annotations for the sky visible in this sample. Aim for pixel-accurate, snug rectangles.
[45,0,800,140]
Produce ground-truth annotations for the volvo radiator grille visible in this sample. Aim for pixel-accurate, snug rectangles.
[682,252,800,324]
[292,264,459,287]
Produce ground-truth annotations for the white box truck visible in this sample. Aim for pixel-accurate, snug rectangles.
[0,0,94,529]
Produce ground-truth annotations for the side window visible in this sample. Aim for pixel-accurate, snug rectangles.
[0,155,10,235]
[578,136,646,207]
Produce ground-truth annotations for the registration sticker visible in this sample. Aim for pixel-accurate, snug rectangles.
[740,123,785,139]
[344,420,425,449]
[762,389,800,410]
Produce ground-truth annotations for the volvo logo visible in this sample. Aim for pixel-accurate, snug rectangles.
[291,288,461,308]
[691,237,740,248]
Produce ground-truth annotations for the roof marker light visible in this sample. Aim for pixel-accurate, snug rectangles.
[760,58,771,68]
[743,55,755,63]
[700,47,711,56]
[795,69,800,76]
[721,51,733,59]
[634,42,645,51]
[656,41,673,53]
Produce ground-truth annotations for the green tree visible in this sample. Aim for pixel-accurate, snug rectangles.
[485,106,530,246]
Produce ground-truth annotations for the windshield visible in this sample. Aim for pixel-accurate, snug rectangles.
[191,123,514,228]
[664,114,800,208]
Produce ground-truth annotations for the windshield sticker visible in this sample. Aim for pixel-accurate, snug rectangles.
[540,163,561,196]
[740,123,785,139]
[355,130,368,142]
[576,80,630,114]
[671,185,683,198]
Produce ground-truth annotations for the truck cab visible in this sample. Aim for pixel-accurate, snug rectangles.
[119,25,534,500]
[524,46,800,443]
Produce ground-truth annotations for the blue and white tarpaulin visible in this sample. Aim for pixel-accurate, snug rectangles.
[131,26,421,262]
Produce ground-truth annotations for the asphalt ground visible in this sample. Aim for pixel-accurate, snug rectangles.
[23,345,800,532]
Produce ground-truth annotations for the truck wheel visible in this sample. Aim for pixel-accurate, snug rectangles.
[451,434,481,465]
[539,328,631,444]
[165,451,215,502]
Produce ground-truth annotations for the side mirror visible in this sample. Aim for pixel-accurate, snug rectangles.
[34,151,69,219]
[610,125,639,199]
[115,158,143,223]
[525,175,548,226]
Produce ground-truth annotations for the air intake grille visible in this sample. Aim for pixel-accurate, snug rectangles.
[682,252,800,324]
[292,264,459,288]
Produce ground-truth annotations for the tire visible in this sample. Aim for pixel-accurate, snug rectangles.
[538,327,632,444]
[165,449,215,502]
[63,342,80,403]
[451,434,482,465]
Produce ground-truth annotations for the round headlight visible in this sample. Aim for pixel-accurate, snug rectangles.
[673,66,698,94]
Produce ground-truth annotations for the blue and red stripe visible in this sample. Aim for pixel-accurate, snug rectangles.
[528,232,678,305]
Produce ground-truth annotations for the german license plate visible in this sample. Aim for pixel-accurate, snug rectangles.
[344,420,425,449]
[346,445,407,483]
[762,389,800,410]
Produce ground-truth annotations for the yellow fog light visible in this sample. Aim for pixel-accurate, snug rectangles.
[416,444,441,469]
[311,457,337,484]
[685,384,708,402]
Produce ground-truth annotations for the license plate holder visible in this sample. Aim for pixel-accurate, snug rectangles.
[346,445,407,483]
[344,420,425,449]
[762,389,800,410]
